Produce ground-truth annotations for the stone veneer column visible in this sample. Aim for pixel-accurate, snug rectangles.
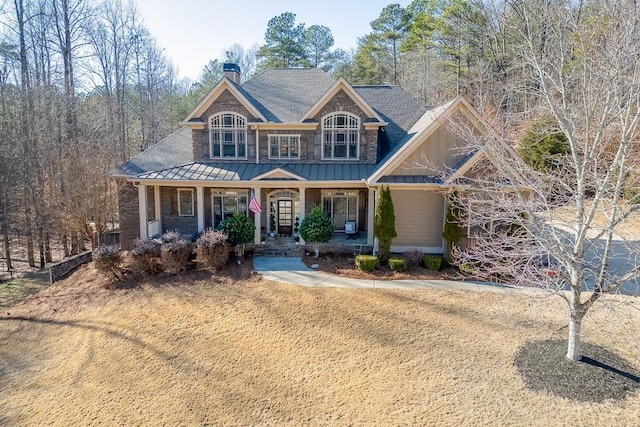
[367,188,375,245]
[298,187,306,245]
[138,183,148,240]
[254,187,262,244]
[196,186,205,232]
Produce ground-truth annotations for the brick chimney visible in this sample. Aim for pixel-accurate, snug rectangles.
[223,63,241,84]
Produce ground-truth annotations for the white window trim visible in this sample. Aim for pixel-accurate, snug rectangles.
[177,188,195,217]
[267,134,301,159]
[210,189,249,229]
[321,112,360,160]
[209,111,248,160]
[321,190,359,231]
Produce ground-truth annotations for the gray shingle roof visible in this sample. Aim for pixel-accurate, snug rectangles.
[135,162,376,182]
[241,68,335,122]
[111,127,193,177]
[354,85,426,150]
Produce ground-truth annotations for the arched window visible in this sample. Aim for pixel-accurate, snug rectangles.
[322,112,360,160]
[209,112,246,158]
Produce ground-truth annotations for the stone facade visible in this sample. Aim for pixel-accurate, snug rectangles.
[193,87,380,164]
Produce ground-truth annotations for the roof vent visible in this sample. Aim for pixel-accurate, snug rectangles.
[223,63,241,84]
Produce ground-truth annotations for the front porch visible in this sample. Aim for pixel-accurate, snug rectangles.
[135,183,377,248]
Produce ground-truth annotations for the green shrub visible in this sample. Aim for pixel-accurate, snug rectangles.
[517,116,570,173]
[355,255,378,272]
[219,213,256,262]
[388,257,407,272]
[373,185,396,264]
[300,205,334,257]
[129,238,161,278]
[160,231,192,275]
[93,244,122,280]
[459,262,477,274]
[423,255,443,271]
[195,229,229,271]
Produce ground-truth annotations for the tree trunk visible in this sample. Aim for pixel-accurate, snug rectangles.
[314,243,319,258]
[2,216,11,271]
[566,313,583,361]
[45,231,52,262]
[62,233,69,257]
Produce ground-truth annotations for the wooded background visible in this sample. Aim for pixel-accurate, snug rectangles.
[0,0,630,271]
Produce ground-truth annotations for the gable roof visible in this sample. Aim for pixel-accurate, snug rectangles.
[183,77,268,123]
[368,97,480,184]
[111,127,193,177]
[241,68,335,122]
[301,78,386,123]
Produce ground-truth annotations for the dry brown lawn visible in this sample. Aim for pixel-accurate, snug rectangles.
[1,264,640,426]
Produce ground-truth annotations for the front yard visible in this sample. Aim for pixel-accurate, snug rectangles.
[0,264,639,425]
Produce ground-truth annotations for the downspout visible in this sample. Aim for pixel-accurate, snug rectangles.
[256,128,259,164]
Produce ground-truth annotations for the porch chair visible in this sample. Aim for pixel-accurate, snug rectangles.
[345,221,357,239]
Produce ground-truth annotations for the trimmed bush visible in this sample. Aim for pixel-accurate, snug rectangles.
[388,257,407,273]
[219,213,256,262]
[129,238,161,278]
[404,248,423,269]
[195,229,229,271]
[423,255,443,271]
[300,205,334,257]
[93,244,122,280]
[160,231,192,275]
[355,255,378,272]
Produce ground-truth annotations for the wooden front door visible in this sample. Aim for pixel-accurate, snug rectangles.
[277,199,293,236]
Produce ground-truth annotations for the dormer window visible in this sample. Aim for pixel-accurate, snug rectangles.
[322,112,360,160]
[209,112,246,159]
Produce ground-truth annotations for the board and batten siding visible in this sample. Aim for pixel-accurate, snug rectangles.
[391,122,476,177]
[390,190,444,253]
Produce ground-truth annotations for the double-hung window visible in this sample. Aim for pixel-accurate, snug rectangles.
[211,190,248,229]
[209,112,247,159]
[322,112,360,160]
[177,188,194,216]
[269,135,300,159]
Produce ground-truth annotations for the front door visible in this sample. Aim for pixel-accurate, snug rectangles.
[277,199,293,236]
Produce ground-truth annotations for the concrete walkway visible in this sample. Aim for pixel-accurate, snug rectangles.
[253,256,516,293]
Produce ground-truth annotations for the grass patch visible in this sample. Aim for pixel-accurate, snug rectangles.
[1,265,639,425]
[0,270,50,307]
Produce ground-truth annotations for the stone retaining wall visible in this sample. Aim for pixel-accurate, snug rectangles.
[49,251,92,283]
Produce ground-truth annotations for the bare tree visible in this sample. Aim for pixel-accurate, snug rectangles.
[450,0,640,361]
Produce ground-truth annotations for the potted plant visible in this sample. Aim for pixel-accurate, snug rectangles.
[269,214,276,237]
[294,216,300,237]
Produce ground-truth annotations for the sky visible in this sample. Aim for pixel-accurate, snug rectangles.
[134,0,411,82]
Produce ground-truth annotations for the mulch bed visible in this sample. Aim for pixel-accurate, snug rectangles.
[302,253,459,281]
[514,339,640,402]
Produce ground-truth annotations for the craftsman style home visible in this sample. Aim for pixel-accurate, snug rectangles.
[112,63,516,253]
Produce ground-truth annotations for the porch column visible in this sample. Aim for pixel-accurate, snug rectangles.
[138,183,148,240]
[367,188,375,245]
[196,186,205,232]
[154,185,162,233]
[253,187,261,244]
[298,187,306,244]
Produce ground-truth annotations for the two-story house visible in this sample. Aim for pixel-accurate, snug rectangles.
[112,63,512,253]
